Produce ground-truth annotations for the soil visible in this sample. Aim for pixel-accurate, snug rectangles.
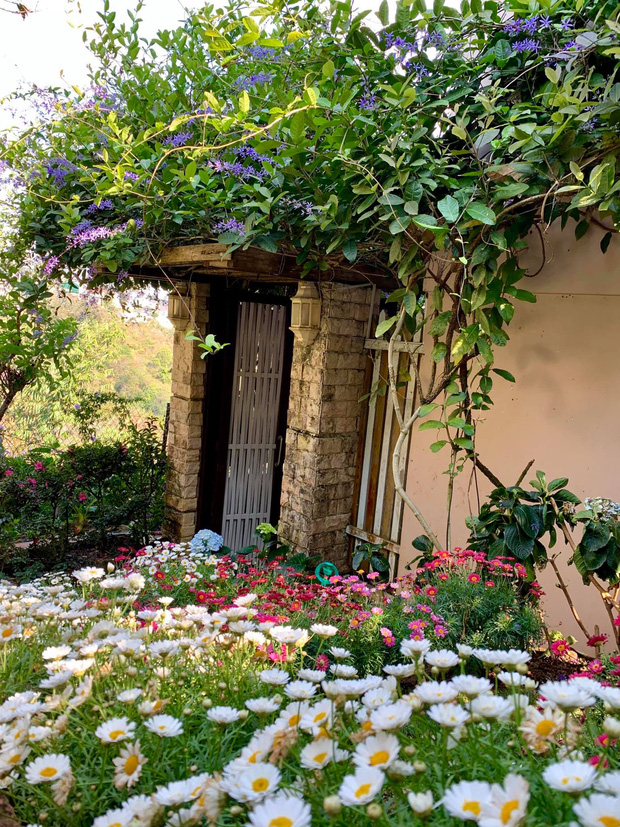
[0,795,17,827]
[527,649,588,683]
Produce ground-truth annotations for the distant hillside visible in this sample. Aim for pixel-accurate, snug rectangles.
[3,296,173,453]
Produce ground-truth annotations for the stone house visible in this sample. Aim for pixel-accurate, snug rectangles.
[147,222,620,639]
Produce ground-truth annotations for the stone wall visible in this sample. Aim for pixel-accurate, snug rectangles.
[164,282,210,541]
[278,283,375,570]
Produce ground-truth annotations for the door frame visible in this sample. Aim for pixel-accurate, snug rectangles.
[197,281,293,536]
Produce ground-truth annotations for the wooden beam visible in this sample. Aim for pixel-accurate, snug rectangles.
[159,243,232,266]
[142,243,396,289]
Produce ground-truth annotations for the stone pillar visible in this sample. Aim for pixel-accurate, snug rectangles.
[278,283,374,570]
[164,282,210,541]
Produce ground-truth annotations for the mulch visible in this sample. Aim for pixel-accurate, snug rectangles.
[527,649,589,683]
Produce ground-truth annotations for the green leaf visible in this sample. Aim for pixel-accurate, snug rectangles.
[238,90,250,115]
[375,316,397,337]
[352,550,365,570]
[418,403,439,417]
[412,534,434,553]
[322,60,335,79]
[431,342,448,362]
[495,39,512,62]
[552,489,581,505]
[376,0,389,25]
[289,112,306,143]
[492,368,515,382]
[412,214,438,230]
[430,440,448,453]
[342,240,357,262]
[547,477,569,492]
[504,524,535,560]
[418,419,443,431]
[465,203,497,226]
[437,195,460,223]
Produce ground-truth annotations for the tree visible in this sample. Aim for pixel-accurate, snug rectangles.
[0,272,77,423]
[2,0,619,543]
[0,2,31,17]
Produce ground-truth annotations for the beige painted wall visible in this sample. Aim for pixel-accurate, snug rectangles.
[400,220,620,647]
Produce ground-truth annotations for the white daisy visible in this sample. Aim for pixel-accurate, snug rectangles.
[352,732,400,769]
[442,780,493,821]
[338,766,385,806]
[144,714,184,737]
[245,792,311,827]
[573,793,620,827]
[95,717,136,744]
[479,774,530,827]
[24,754,71,784]
[543,759,597,793]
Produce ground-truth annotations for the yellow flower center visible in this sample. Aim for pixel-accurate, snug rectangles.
[501,800,520,824]
[536,720,555,736]
[109,730,125,741]
[355,783,372,799]
[248,750,262,764]
[269,818,293,827]
[599,819,620,827]
[8,753,21,764]
[562,776,581,785]
[1,628,12,638]
[109,823,122,827]
[362,720,373,732]
[288,714,301,727]
[463,801,481,816]
[124,755,139,775]
[370,750,390,766]
[40,767,58,778]
[252,777,270,793]
[313,752,328,764]
[314,712,327,722]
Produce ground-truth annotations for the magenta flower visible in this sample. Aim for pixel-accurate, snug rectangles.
[78,492,87,502]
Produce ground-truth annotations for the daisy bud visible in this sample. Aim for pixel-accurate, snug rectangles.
[603,716,620,738]
[413,760,427,773]
[408,791,433,816]
[238,710,249,720]
[516,663,528,674]
[323,795,342,815]
[218,682,226,690]
[107,563,115,573]
[230,806,243,816]
[183,708,192,716]
[404,745,417,756]
[71,803,81,813]
[202,698,212,709]
[366,804,382,819]
[430,666,439,676]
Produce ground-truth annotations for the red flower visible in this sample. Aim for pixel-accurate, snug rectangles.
[4,469,13,477]
[550,639,571,657]
[78,492,87,502]
[154,571,165,580]
[468,573,481,584]
[587,634,608,647]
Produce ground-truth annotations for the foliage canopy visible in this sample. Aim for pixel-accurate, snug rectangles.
[2,0,620,533]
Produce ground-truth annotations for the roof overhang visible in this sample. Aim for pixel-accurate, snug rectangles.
[125,243,396,290]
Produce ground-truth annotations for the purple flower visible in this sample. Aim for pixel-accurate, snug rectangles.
[503,20,523,37]
[67,218,144,248]
[280,196,315,217]
[522,16,538,35]
[62,332,78,348]
[124,171,139,182]
[561,18,574,30]
[540,15,551,29]
[234,72,274,91]
[358,92,377,111]
[74,403,81,410]
[43,256,59,276]
[214,218,245,237]
[163,130,193,148]
[245,45,278,60]
[45,157,77,186]
[86,199,114,214]
[512,38,540,53]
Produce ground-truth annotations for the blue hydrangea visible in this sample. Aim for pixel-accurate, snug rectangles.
[190,529,224,554]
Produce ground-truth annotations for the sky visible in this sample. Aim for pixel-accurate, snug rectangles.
[0,0,405,106]
[0,0,205,102]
